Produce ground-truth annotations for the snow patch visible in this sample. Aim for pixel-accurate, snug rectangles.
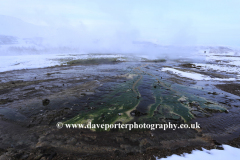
[161,67,236,81]
[193,63,240,74]
[0,54,124,72]
[156,145,240,160]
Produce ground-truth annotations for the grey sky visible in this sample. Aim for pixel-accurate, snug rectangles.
[0,0,239,46]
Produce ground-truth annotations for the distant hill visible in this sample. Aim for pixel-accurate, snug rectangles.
[0,15,50,38]
[0,35,18,45]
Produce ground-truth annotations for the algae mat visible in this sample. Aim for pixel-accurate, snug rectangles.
[65,64,227,131]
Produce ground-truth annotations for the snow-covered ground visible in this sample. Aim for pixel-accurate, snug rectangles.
[193,50,240,73]
[0,54,60,72]
[0,54,125,72]
[2,49,240,83]
[192,63,240,74]
[161,67,237,81]
[161,48,240,81]
[157,145,240,160]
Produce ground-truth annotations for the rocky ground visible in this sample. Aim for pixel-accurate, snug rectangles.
[0,60,240,160]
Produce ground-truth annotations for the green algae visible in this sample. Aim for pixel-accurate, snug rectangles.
[64,65,227,131]
[65,72,142,131]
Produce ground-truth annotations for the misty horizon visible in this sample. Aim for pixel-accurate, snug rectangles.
[0,0,240,56]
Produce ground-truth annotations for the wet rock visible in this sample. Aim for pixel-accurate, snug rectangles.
[30,108,72,125]
[114,150,125,157]
[66,137,77,145]
[208,92,218,95]
[35,86,40,90]
[130,110,147,117]
[119,144,138,153]
[204,108,222,113]
[181,63,195,68]
[101,114,105,118]
[81,92,95,96]
[20,154,29,159]
[225,110,229,113]
[191,111,205,117]
[0,98,14,105]
[0,154,12,160]
[139,138,152,149]
[115,137,124,143]
[42,99,50,106]
[189,101,199,107]
[178,96,188,104]
[36,141,50,148]
[81,93,86,96]
[164,117,184,124]
[89,107,95,110]
[34,153,44,160]
[32,147,56,160]
[205,102,214,105]
[213,139,222,145]
[83,135,96,142]
[153,111,160,116]
[213,140,223,149]
[131,112,136,116]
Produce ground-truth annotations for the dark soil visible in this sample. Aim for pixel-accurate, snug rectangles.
[215,83,240,97]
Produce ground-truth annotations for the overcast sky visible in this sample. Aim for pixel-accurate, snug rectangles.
[0,0,240,47]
